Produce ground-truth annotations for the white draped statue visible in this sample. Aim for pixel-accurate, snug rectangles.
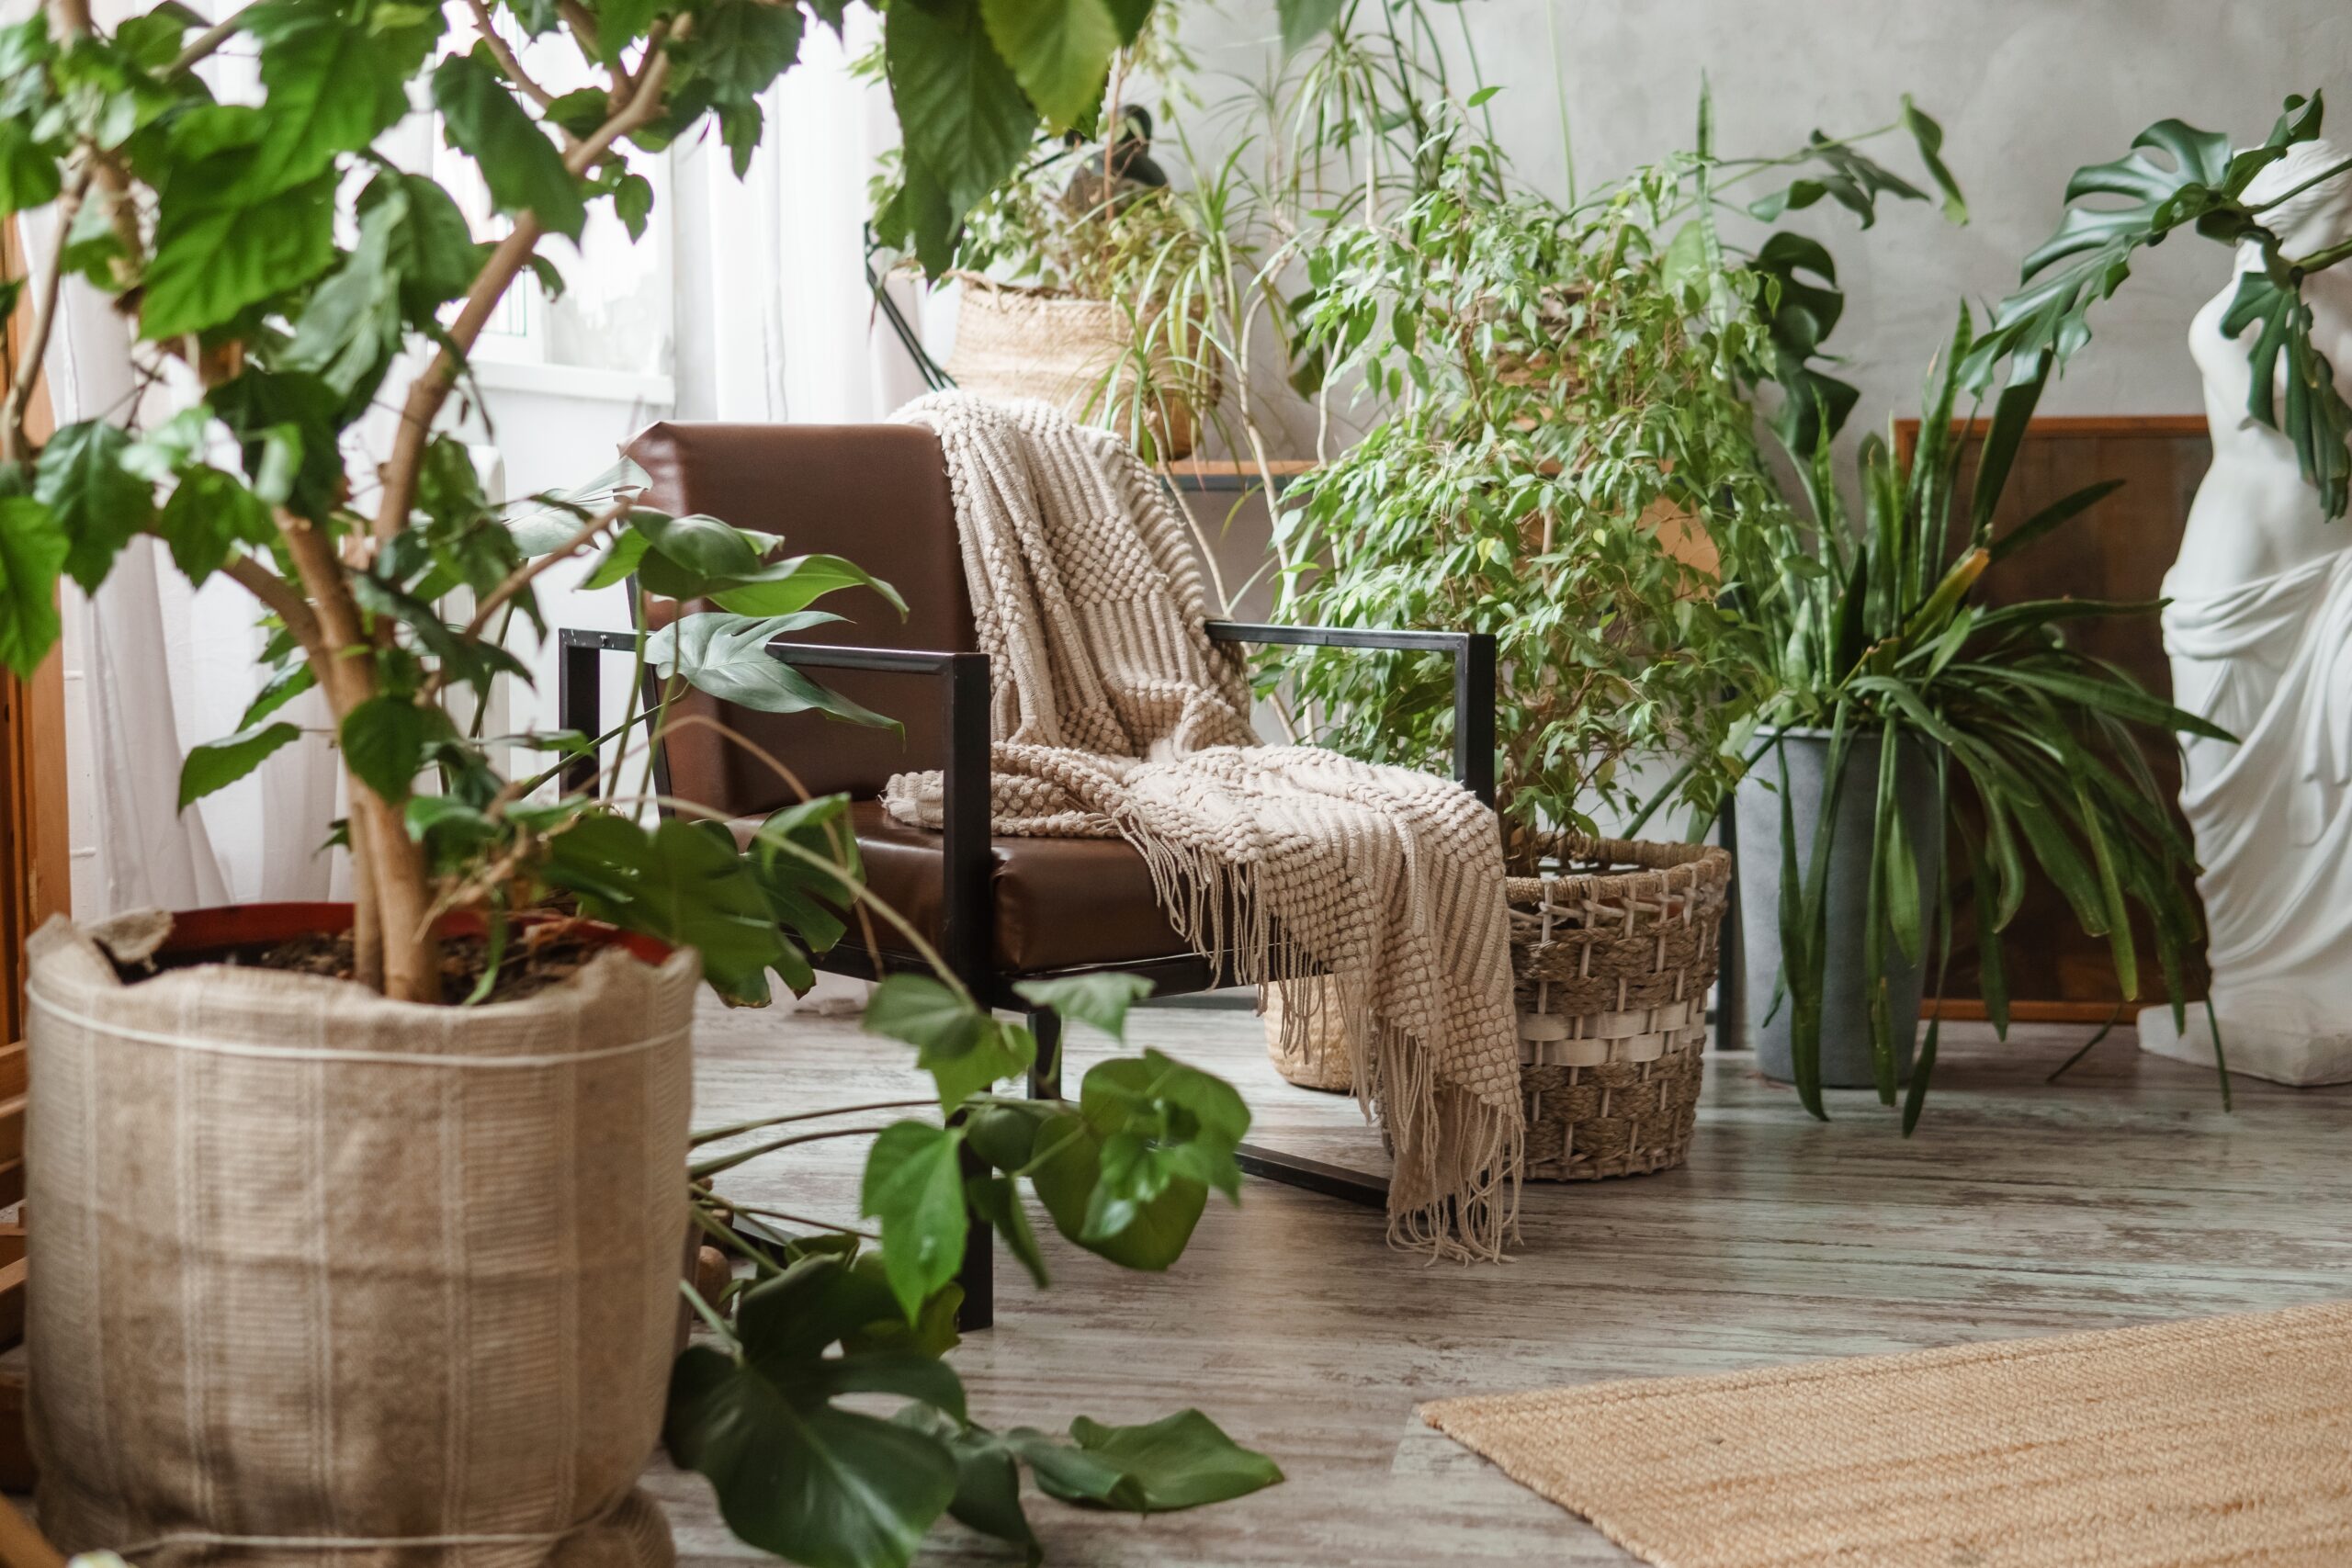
[2139,140,2352,1085]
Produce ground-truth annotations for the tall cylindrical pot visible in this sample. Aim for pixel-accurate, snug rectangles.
[1732,729,1942,1089]
[24,904,699,1568]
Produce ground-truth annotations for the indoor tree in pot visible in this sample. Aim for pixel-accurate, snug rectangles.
[0,0,1279,1562]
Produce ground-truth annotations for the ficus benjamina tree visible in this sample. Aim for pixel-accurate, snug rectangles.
[0,0,1295,1560]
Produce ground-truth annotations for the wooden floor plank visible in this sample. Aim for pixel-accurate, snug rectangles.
[656,998,2352,1566]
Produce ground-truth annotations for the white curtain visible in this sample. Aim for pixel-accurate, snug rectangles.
[671,9,933,424]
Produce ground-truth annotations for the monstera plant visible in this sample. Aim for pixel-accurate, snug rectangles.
[0,0,1296,1564]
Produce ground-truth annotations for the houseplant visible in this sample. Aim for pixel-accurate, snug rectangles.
[869,14,1220,462]
[0,0,1284,1562]
[1715,94,2352,1122]
[1267,87,1962,1156]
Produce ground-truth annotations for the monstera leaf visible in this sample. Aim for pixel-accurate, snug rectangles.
[1962,94,2349,516]
[665,1253,967,1568]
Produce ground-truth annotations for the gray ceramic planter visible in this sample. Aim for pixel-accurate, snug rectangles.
[1732,727,1943,1089]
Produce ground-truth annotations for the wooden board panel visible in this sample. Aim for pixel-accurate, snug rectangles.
[1898,416,2211,1009]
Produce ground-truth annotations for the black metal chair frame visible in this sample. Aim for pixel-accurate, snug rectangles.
[558,619,1498,1328]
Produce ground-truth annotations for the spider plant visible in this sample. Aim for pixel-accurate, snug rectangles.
[1718,310,2233,1127]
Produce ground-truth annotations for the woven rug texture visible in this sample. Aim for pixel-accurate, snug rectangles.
[1420,1300,2352,1567]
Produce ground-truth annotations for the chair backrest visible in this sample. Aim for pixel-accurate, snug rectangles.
[627,421,976,818]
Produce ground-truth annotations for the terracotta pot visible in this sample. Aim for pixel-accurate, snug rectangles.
[25,902,698,1568]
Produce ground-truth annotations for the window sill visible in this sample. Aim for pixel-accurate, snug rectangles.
[469,357,677,408]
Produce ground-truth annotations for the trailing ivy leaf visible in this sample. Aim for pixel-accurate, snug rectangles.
[978,0,1117,132]
[1012,972,1152,1043]
[865,974,984,1058]
[433,50,586,241]
[647,612,899,728]
[1057,1410,1283,1511]
[859,1120,970,1323]
[0,497,66,679]
[34,421,153,592]
[885,0,1035,220]
[339,694,434,802]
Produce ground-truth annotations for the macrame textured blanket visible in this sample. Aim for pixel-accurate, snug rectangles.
[881,393,1523,1258]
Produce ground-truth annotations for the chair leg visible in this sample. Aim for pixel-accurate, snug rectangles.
[955,1140,993,1332]
[1027,1008,1062,1100]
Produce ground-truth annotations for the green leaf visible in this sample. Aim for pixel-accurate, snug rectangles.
[893,1411,1043,1567]
[1277,0,1343,54]
[1012,972,1152,1043]
[579,528,651,589]
[1056,1410,1283,1512]
[0,119,61,219]
[1900,96,1967,223]
[866,975,1035,1109]
[665,1281,961,1568]
[646,612,899,728]
[178,721,300,808]
[696,0,805,100]
[965,1172,1048,1288]
[1024,1109,1205,1270]
[539,815,786,998]
[338,694,432,802]
[885,0,1036,216]
[860,1120,970,1324]
[0,497,67,679]
[433,50,586,241]
[141,171,337,341]
[1100,0,1150,45]
[34,421,153,593]
[240,660,315,728]
[156,465,276,586]
[710,554,910,619]
[979,0,1118,132]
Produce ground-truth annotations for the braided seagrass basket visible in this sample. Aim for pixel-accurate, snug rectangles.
[1506,835,1732,1181]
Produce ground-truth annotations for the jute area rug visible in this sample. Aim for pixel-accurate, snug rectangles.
[1420,1300,2352,1568]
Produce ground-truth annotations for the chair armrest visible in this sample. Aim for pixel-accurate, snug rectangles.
[553,627,996,987]
[1203,620,1498,807]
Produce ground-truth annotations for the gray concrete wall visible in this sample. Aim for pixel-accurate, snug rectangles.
[1171,1,2352,444]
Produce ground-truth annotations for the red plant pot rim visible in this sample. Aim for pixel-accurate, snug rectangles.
[153,902,675,968]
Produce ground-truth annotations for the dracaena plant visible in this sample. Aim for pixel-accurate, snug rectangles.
[1717,93,2352,1124]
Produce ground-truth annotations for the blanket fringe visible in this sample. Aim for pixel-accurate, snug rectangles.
[1113,801,1521,1262]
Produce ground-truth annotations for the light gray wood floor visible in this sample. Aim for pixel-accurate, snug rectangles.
[651,997,2352,1566]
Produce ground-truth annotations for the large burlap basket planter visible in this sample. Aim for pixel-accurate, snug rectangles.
[946,276,1214,460]
[24,904,699,1568]
[1507,837,1730,1181]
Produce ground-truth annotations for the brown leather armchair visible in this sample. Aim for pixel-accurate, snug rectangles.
[559,422,1496,1327]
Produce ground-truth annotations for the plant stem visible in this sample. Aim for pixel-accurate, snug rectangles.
[691,1100,937,1147]
[688,1125,903,1180]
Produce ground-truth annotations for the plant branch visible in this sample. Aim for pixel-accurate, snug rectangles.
[167,3,254,76]
[415,499,630,705]
[1,167,87,464]
[466,0,558,110]
[218,552,324,660]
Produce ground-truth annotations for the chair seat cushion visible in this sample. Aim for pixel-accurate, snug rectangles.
[738,801,1199,975]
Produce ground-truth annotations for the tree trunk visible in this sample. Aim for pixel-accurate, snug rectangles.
[352,786,437,1003]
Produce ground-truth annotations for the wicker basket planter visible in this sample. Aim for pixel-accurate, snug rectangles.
[1506,835,1732,1181]
[946,276,1214,460]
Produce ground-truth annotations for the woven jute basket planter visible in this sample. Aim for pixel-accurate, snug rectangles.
[1261,976,1355,1092]
[947,276,1214,460]
[26,903,695,1567]
[1506,835,1731,1181]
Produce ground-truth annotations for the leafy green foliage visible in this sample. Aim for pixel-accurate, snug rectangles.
[1962,95,2349,515]
[179,721,301,808]
[0,498,66,680]
[647,612,899,728]
[36,421,153,592]
[1718,311,2229,1121]
[860,1121,972,1321]
[432,50,585,241]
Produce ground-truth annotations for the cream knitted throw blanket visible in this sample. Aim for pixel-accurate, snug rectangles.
[880,393,1523,1258]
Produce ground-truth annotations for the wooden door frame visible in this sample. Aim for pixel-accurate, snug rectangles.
[2,216,69,1040]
